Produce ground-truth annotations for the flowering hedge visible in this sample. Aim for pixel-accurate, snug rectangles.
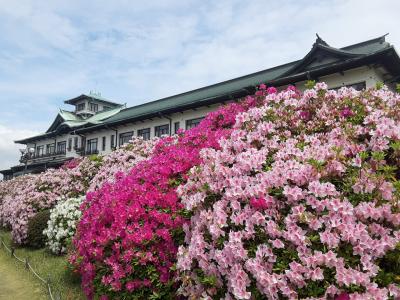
[2,82,399,299]
[0,174,35,230]
[88,137,156,192]
[0,156,100,244]
[44,196,85,254]
[70,94,265,299]
[0,136,156,245]
[176,83,400,299]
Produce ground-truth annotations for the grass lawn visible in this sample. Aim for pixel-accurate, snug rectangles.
[0,249,46,299]
[0,229,84,300]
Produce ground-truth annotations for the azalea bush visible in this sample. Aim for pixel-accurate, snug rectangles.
[176,83,400,299]
[88,137,156,192]
[0,174,35,230]
[0,155,101,244]
[70,95,264,299]
[0,136,153,245]
[44,196,85,254]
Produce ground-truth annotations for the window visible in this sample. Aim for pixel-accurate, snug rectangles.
[110,134,115,149]
[57,141,67,154]
[102,136,106,151]
[174,122,180,134]
[74,137,79,149]
[46,143,55,154]
[68,138,72,151]
[138,128,150,140]
[76,103,85,111]
[119,131,133,146]
[333,81,366,91]
[103,106,111,111]
[36,145,44,156]
[154,124,169,137]
[87,138,98,154]
[186,117,204,130]
[346,81,366,91]
[89,103,99,112]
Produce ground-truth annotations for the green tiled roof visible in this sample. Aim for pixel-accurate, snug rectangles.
[64,93,122,106]
[59,110,81,121]
[104,62,295,124]
[80,34,395,131]
[15,106,123,143]
[15,34,400,142]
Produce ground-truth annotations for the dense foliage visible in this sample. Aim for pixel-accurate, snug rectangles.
[26,209,51,248]
[70,96,261,299]
[44,196,85,254]
[176,83,400,299]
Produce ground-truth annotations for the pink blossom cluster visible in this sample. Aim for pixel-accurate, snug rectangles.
[0,137,155,245]
[88,137,156,192]
[177,84,400,299]
[70,94,265,299]
[0,156,100,244]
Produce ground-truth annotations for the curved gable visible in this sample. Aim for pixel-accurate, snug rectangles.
[281,35,363,77]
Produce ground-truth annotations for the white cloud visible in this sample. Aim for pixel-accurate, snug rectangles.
[0,124,39,178]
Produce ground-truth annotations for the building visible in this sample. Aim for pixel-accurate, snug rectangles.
[1,34,400,180]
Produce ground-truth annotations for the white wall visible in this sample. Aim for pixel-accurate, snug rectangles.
[293,66,385,91]
[26,132,82,160]
[84,104,219,155]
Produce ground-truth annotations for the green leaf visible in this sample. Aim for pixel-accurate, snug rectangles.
[376,81,384,90]
[305,80,316,89]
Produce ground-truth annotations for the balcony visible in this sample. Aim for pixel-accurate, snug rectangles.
[74,147,99,156]
[84,149,99,156]
[20,150,66,164]
[74,146,85,154]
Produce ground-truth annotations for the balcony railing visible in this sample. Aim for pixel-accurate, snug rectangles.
[84,149,99,156]
[75,147,85,154]
[74,147,99,156]
[20,150,66,163]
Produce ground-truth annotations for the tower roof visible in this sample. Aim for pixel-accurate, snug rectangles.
[64,93,122,107]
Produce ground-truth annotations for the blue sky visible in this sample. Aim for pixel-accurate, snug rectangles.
[1,0,400,171]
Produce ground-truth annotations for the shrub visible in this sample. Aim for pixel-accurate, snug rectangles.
[44,196,84,255]
[0,155,101,244]
[27,210,51,248]
[177,84,400,299]
[88,137,156,192]
[0,138,152,245]
[70,93,265,299]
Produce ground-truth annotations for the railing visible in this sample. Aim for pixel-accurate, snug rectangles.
[0,236,61,300]
[74,147,84,154]
[84,149,99,156]
[74,147,99,156]
[20,150,66,163]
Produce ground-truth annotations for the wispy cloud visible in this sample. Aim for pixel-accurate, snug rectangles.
[0,0,399,172]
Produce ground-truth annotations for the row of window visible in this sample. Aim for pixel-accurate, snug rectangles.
[85,117,205,152]
[76,102,103,112]
[36,142,66,155]
[34,117,204,156]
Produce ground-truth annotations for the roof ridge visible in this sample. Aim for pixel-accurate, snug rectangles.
[119,36,390,114]
[118,60,300,114]
[340,34,389,50]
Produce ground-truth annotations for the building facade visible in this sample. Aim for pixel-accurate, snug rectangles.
[1,35,400,180]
